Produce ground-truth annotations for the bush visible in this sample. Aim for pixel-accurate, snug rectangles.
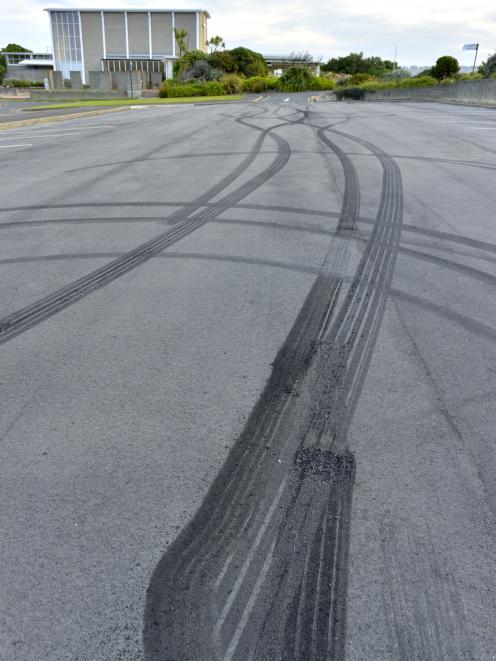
[159,80,227,97]
[399,75,438,88]
[243,76,280,93]
[382,68,411,80]
[181,59,219,82]
[229,47,268,76]
[335,86,366,100]
[3,78,44,87]
[279,66,313,92]
[349,73,374,85]
[219,73,244,93]
[244,76,267,92]
[480,53,496,76]
[208,50,236,73]
[174,49,208,77]
[431,55,459,80]
[308,76,336,91]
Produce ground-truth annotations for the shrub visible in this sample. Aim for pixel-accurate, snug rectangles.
[173,48,207,77]
[219,73,244,93]
[244,76,268,93]
[208,50,236,73]
[431,56,459,80]
[182,59,220,82]
[3,78,44,87]
[458,72,484,80]
[243,76,279,93]
[335,86,366,100]
[159,80,229,97]
[480,53,496,76]
[349,73,374,85]
[398,75,438,88]
[279,66,313,92]
[382,68,411,80]
[308,76,336,91]
[229,47,268,76]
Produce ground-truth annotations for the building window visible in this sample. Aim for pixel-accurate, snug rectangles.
[51,11,82,78]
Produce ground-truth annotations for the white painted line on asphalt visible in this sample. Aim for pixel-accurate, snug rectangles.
[440,120,495,124]
[0,132,82,140]
[284,98,290,102]
[2,125,113,134]
[0,144,32,148]
[469,126,496,129]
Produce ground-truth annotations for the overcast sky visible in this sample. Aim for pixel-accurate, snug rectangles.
[1,0,494,67]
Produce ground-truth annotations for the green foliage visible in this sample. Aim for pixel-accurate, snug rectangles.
[307,76,336,91]
[322,52,394,76]
[243,76,267,92]
[228,47,268,76]
[159,80,226,97]
[182,59,219,82]
[2,43,32,52]
[243,76,279,93]
[335,87,366,100]
[219,73,244,93]
[278,66,313,92]
[358,75,438,91]
[479,53,496,76]
[173,48,205,77]
[348,73,375,85]
[458,72,484,80]
[382,68,411,80]
[173,28,188,58]
[208,35,225,53]
[208,49,236,72]
[1,44,33,84]
[431,56,459,80]
[3,78,44,87]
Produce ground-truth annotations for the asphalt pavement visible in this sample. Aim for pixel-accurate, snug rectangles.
[1,95,496,660]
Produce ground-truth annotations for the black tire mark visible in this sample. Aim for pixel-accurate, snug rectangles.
[0,111,297,345]
[143,119,364,661]
[317,127,359,231]
[288,122,402,450]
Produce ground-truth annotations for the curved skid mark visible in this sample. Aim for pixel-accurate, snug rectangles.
[0,109,299,345]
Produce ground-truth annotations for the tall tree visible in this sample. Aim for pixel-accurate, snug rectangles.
[208,36,225,53]
[431,56,459,79]
[1,43,32,83]
[173,28,188,59]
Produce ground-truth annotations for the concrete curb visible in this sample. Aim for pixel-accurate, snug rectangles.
[0,106,131,130]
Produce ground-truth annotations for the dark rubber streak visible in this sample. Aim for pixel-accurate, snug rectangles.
[0,110,296,345]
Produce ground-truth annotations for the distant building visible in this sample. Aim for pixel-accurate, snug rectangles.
[44,8,210,83]
[408,66,431,76]
[2,51,53,83]
[264,55,321,76]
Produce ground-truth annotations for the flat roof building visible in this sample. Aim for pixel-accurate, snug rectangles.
[44,8,210,83]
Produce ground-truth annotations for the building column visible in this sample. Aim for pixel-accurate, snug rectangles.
[77,11,86,84]
[101,11,107,73]
[148,12,153,58]
[172,12,176,57]
[124,11,129,58]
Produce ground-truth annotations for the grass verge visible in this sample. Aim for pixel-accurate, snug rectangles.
[25,95,245,110]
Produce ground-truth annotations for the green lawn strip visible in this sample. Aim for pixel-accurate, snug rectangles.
[25,95,245,110]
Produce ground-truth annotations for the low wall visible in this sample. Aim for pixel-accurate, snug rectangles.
[29,89,125,101]
[365,79,496,107]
